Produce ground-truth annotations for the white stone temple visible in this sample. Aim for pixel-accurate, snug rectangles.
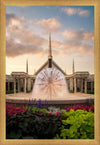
[6,34,94,94]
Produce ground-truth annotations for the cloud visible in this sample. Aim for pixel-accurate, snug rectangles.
[76,55,83,58]
[51,40,62,49]
[62,7,77,16]
[6,13,47,57]
[62,29,94,53]
[6,13,26,27]
[62,7,89,16]
[78,10,89,16]
[7,25,46,45]
[62,29,94,42]
[83,31,94,41]
[36,18,60,33]
[47,37,94,58]
[61,38,94,57]
[6,13,94,58]
[6,36,45,57]
[49,30,94,57]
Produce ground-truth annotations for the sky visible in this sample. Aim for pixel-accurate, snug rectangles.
[6,6,94,75]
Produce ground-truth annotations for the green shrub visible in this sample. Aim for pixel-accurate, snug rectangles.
[6,111,62,139]
[70,90,74,93]
[87,90,94,94]
[32,107,48,114]
[6,90,18,94]
[26,90,31,93]
[23,106,48,114]
[54,109,94,139]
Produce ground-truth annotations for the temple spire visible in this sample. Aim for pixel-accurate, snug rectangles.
[72,59,74,74]
[48,33,52,59]
[48,33,52,68]
[26,59,28,74]
[65,68,66,74]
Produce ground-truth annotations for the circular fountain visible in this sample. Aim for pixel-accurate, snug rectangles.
[32,68,69,100]
[6,66,94,105]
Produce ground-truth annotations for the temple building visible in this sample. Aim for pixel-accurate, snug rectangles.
[6,34,94,94]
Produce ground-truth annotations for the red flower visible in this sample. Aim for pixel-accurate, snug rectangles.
[65,104,94,112]
[39,111,42,114]
[6,104,28,116]
[55,111,60,116]
[49,112,53,115]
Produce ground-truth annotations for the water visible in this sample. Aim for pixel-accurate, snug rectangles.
[32,68,69,100]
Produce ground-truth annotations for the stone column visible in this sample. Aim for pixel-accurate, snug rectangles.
[85,79,87,93]
[81,79,83,93]
[18,78,20,93]
[14,78,16,94]
[24,77,26,93]
[70,78,73,91]
[27,78,31,91]
[74,78,77,93]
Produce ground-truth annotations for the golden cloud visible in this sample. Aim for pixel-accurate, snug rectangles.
[6,13,94,58]
[36,18,61,33]
[62,7,89,16]
[62,29,94,42]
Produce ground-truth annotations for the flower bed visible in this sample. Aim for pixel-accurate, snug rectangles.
[6,106,62,139]
[6,104,27,116]
[65,104,94,112]
[6,102,94,139]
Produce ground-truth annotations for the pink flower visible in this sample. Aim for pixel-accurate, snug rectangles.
[65,104,94,112]
[6,104,28,116]
[55,112,60,116]
[56,112,60,115]
[49,112,53,115]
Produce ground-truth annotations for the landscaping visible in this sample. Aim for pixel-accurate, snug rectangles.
[6,99,94,139]
[6,90,18,94]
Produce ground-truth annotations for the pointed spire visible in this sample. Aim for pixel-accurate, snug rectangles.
[26,59,28,74]
[72,59,74,74]
[48,33,52,59]
[65,68,66,74]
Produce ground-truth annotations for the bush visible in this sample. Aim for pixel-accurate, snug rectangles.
[23,105,49,114]
[70,90,74,93]
[54,109,94,139]
[6,90,18,94]
[6,104,94,139]
[87,90,94,94]
[6,111,62,139]
[26,90,31,93]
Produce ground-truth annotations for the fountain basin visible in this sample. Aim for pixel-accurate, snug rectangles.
[6,92,94,108]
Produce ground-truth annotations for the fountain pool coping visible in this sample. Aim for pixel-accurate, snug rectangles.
[6,92,94,105]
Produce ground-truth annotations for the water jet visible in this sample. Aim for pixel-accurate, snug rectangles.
[32,68,69,100]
